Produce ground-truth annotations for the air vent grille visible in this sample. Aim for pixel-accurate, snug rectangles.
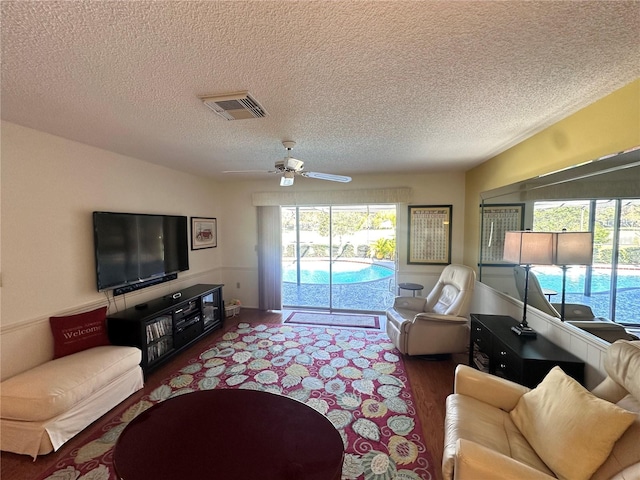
[199,91,267,120]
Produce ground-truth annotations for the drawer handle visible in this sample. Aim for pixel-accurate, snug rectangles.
[500,363,507,369]
[175,309,183,314]
[475,327,481,331]
[500,351,507,356]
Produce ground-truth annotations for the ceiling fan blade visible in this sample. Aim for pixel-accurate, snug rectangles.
[223,169,276,174]
[302,171,352,183]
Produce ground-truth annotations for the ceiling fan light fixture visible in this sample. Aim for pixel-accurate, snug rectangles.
[280,171,295,187]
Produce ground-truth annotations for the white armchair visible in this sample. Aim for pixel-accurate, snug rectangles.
[386,264,476,355]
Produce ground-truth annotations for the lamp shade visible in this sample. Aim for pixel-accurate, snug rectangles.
[555,231,593,265]
[503,231,555,265]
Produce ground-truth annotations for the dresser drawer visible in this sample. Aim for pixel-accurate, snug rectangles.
[471,320,492,351]
[492,342,523,381]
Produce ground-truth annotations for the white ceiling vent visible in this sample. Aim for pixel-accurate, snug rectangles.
[199,91,267,120]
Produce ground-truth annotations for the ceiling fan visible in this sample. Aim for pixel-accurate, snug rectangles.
[224,141,352,187]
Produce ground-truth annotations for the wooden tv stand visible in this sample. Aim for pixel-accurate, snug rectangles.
[107,284,224,375]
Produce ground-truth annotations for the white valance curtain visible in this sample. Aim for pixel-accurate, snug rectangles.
[257,206,282,311]
[252,187,412,206]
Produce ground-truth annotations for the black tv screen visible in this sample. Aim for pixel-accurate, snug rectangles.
[93,212,189,292]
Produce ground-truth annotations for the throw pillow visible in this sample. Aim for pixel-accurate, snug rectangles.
[50,306,110,358]
[510,366,635,480]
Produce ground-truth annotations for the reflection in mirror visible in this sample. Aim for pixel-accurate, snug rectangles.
[479,147,640,340]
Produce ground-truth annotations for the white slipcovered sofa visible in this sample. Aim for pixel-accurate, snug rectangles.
[1,345,143,458]
[443,340,640,480]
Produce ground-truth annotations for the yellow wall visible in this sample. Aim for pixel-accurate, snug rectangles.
[463,79,640,268]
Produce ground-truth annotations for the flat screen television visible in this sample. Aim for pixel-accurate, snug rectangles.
[93,211,189,293]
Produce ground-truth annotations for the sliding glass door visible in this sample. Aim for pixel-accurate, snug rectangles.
[282,205,396,312]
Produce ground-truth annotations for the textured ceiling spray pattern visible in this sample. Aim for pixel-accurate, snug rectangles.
[1,1,639,179]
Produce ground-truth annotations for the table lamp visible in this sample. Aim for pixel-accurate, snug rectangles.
[554,231,594,321]
[503,231,555,337]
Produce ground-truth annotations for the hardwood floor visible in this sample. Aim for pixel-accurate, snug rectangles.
[1,309,457,480]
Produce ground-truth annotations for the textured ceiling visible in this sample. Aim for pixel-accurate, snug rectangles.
[2,1,639,182]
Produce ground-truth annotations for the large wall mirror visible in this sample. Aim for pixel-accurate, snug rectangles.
[478,147,640,339]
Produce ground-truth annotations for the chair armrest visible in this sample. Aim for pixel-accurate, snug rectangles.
[453,439,556,480]
[454,365,529,412]
[567,321,639,341]
[392,296,427,311]
[414,313,468,324]
[551,303,606,320]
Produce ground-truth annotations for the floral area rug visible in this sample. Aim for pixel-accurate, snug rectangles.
[284,311,381,329]
[39,323,436,480]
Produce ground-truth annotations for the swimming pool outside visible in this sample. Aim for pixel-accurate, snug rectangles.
[533,266,640,325]
[282,259,396,311]
[282,260,395,284]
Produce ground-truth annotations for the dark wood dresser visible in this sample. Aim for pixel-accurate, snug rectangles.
[469,314,585,388]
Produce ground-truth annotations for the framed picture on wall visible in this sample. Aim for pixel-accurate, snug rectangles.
[191,217,217,250]
[479,203,524,265]
[407,205,452,264]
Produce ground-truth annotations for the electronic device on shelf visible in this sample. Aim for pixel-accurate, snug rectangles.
[93,211,189,295]
[107,284,224,375]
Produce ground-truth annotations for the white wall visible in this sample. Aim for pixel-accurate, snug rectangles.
[1,122,224,380]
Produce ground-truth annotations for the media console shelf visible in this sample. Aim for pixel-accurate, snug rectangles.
[470,314,584,388]
[107,284,223,375]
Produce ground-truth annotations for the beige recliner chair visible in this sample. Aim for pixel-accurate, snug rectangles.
[513,265,599,320]
[386,264,476,355]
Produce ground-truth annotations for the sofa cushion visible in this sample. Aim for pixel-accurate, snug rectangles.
[50,306,110,358]
[510,366,636,480]
[0,345,142,421]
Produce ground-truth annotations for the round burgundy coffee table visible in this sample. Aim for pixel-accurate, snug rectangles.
[113,389,344,480]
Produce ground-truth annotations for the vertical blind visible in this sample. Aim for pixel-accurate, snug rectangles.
[257,206,282,310]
